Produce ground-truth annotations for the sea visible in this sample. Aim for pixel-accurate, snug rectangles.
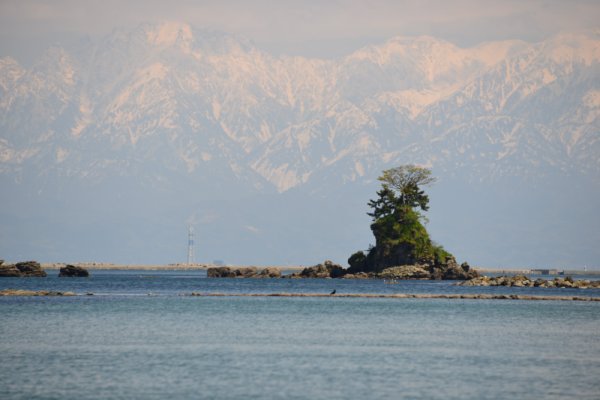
[1,270,599,400]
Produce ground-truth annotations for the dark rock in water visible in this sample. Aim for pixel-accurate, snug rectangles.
[59,265,90,277]
[0,261,46,277]
[431,258,479,280]
[288,260,346,279]
[231,267,258,278]
[207,266,245,277]
[441,265,475,280]
[0,263,22,277]
[15,261,47,277]
[207,267,236,278]
[207,266,281,278]
[257,267,281,278]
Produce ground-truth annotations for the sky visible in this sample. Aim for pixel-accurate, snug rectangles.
[1,0,598,64]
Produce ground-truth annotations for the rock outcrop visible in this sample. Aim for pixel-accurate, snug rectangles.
[257,267,282,278]
[378,265,431,280]
[0,261,46,277]
[58,264,90,277]
[344,257,479,280]
[428,260,479,280]
[459,275,600,289]
[342,272,372,279]
[287,260,346,279]
[207,266,281,278]
[0,263,21,277]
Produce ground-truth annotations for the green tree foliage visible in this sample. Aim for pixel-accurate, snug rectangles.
[378,165,436,211]
[348,165,452,273]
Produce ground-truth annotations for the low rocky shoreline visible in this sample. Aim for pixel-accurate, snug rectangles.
[207,260,479,280]
[459,275,600,289]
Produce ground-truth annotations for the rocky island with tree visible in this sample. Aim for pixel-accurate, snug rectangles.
[343,165,478,280]
[209,165,479,280]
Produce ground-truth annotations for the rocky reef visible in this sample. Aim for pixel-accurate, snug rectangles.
[207,266,281,278]
[286,260,346,278]
[459,275,600,289]
[58,264,90,277]
[0,261,47,277]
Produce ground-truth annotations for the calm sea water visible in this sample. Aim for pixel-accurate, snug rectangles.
[1,270,599,399]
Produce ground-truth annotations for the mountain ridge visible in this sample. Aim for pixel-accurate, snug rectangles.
[1,22,598,266]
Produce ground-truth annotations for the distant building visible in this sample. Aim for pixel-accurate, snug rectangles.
[531,269,558,275]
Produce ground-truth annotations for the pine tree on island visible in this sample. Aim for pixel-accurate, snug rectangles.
[348,165,478,280]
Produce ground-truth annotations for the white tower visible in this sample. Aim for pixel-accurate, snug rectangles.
[187,225,195,265]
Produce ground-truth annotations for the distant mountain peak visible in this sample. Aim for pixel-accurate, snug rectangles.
[541,31,600,65]
[144,21,194,47]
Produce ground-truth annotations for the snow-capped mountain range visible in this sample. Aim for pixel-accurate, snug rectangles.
[1,22,599,267]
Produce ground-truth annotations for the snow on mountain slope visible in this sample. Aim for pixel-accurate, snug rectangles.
[1,23,597,191]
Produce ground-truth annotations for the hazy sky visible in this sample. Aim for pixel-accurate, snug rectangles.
[1,0,599,63]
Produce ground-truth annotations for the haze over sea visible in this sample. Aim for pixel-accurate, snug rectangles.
[1,270,600,399]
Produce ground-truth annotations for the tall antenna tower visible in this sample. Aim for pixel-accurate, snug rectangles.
[187,225,195,265]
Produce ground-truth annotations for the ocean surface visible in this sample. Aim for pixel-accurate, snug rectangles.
[1,270,599,399]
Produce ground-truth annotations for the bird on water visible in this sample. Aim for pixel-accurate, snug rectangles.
[330,289,336,295]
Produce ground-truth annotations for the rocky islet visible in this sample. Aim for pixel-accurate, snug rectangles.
[58,264,90,277]
[207,266,282,278]
[0,260,47,277]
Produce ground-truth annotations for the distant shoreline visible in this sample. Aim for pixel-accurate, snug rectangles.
[37,263,600,275]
